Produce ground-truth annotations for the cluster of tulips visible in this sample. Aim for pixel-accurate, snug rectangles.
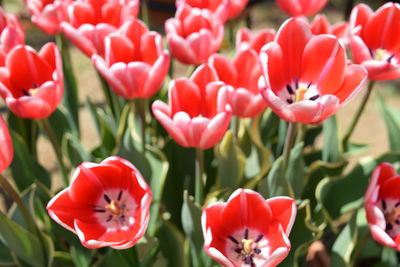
[0,0,399,266]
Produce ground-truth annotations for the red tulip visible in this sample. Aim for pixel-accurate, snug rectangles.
[209,50,267,118]
[365,163,400,250]
[236,27,275,54]
[47,156,152,249]
[349,3,400,81]
[0,7,25,66]
[0,115,13,173]
[0,43,64,119]
[202,189,296,266]
[92,19,170,99]
[276,0,328,16]
[259,18,367,124]
[61,0,139,57]
[25,0,71,35]
[152,64,231,149]
[165,4,224,65]
[310,15,349,46]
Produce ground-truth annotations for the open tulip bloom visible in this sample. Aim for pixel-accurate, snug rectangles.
[0,43,64,119]
[92,19,170,99]
[47,156,152,249]
[0,115,13,173]
[365,163,400,250]
[202,189,296,266]
[61,0,139,57]
[152,64,231,149]
[349,3,400,81]
[259,17,367,124]
[236,27,275,54]
[275,0,328,17]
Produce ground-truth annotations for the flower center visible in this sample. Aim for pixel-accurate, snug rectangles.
[380,198,400,236]
[228,228,264,266]
[372,48,395,63]
[285,79,319,104]
[22,86,40,97]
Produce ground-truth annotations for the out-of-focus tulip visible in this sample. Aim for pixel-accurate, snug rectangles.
[236,27,275,54]
[310,14,349,45]
[209,50,267,118]
[165,4,224,65]
[349,3,400,81]
[47,156,152,249]
[92,19,170,99]
[61,0,139,57]
[0,7,25,66]
[0,115,13,173]
[365,163,400,250]
[276,0,328,17]
[0,43,63,119]
[202,188,296,266]
[25,0,72,35]
[152,64,231,149]
[259,17,367,124]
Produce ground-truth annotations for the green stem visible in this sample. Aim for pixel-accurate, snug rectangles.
[195,148,204,205]
[296,124,307,144]
[40,119,69,186]
[228,20,236,49]
[342,81,375,152]
[136,99,148,153]
[140,0,150,27]
[234,116,240,141]
[0,174,36,231]
[282,122,296,198]
[96,71,121,119]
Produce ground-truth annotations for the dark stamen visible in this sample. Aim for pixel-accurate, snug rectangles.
[287,99,294,104]
[387,54,395,63]
[395,201,400,207]
[244,228,249,239]
[119,215,126,222]
[254,248,261,254]
[255,234,263,243]
[382,199,387,210]
[244,255,253,265]
[104,194,111,203]
[295,78,299,89]
[93,209,106,213]
[106,215,113,222]
[309,94,320,101]
[396,219,400,225]
[286,84,294,95]
[117,190,123,201]
[386,223,393,232]
[234,248,242,254]
[307,82,312,88]
[228,235,239,244]
[368,49,374,58]
[22,90,30,96]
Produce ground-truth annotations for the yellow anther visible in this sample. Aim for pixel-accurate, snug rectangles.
[105,200,122,215]
[295,86,308,102]
[241,239,254,254]
[386,208,400,224]
[29,88,40,96]
[374,49,387,61]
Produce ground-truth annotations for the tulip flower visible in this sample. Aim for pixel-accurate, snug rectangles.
[259,17,367,124]
[275,0,328,17]
[152,64,231,149]
[0,7,25,66]
[61,0,139,57]
[165,4,224,65]
[0,43,64,119]
[236,27,275,54]
[365,163,400,250]
[349,3,400,81]
[310,15,349,45]
[202,189,296,266]
[0,115,13,173]
[92,19,170,99]
[209,50,267,118]
[47,156,152,249]
[25,0,72,35]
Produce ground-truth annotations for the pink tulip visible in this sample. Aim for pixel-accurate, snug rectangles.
[25,0,71,35]
[152,64,231,149]
[92,19,170,99]
[165,4,224,65]
[236,27,275,54]
[209,50,267,118]
[275,0,328,16]
[259,17,367,124]
[61,0,139,57]
[0,115,13,173]
[349,3,400,81]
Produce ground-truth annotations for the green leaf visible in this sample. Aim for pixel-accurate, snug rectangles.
[215,131,246,190]
[48,106,79,144]
[0,212,45,267]
[9,130,51,191]
[157,220,187,267]
[0,239,14,265]
[331,212,358,267]
[7,113,39,156]
[378,97,400,152]
[62,133,93,167]
[70,245,92,267]
[258,157,289,198]
[287,142,305,198]
[8,185,36,230]
[322,115,341,163]
[181,191,204,267]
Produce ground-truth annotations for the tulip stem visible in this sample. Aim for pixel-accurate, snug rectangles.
[234,116,240,140]
[40,119,69,186]
[195,148,205,205]
[97,71,121,119]
[342,80,375,152]
[136,99,148,153]
[282,122,296,198]
[0,173,36,232]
